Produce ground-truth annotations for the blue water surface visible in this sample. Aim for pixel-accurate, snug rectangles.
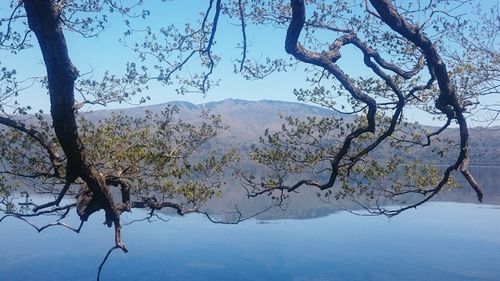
[1,202,499,281]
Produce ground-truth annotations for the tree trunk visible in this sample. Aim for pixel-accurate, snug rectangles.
[23,0,127,251]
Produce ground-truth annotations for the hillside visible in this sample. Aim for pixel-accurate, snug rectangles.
[86,98,500,166]
[84,99,500,217]
[87,99,341,145]
[2,99,499,219]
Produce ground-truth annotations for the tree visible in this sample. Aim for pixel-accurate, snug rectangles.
[0,0,498,275]
[0,0,245,268]
[234,0,498,215]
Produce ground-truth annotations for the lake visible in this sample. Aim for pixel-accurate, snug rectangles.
[1,167,499,281]
[1,202,499,281]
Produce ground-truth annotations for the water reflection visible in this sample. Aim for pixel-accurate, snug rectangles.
[207,166,500,220]
[1,203,499,281]
[0,167,499,280]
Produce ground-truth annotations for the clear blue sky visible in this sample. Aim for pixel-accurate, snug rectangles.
[0,0,304,107]
[2,1,310,108]
[0,0,497,127]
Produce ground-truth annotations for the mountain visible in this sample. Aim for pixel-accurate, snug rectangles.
[87,98,345,145]
[87,98,500,217]
[3,99,499,219]
[85,98,500,165]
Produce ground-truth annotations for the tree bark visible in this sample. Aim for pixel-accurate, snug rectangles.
[23,0,127,251]
[369,0,483,202]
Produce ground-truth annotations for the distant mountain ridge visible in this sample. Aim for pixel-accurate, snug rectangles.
[87,99,344,145]
[85,98,500,165]
[2,99,499,218]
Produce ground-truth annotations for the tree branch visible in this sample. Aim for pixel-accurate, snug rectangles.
[0,116,62,177]
[369,0,483,202]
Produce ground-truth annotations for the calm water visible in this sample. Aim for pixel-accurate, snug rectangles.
[1,202,499,281]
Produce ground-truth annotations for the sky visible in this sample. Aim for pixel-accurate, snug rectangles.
[0,0,497,127]
[2,0,308,109]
